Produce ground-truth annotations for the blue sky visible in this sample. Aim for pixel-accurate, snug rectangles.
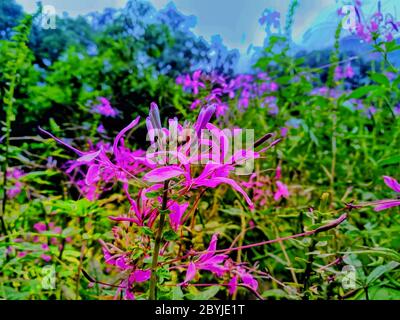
[17,0,333,49]
[17,0,399,53]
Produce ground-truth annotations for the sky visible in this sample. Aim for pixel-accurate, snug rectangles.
[16,0,333,49]
[17,0,399,53]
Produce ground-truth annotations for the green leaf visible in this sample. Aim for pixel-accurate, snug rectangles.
[366,261,400,285]
[370,73,389,87]
[347,85,380,99]
[378,155,400,166]
[359,287,400,300]
[141,227,154,237]
[171,286,184,300]
[163,230,179,241]
[187,286,220,300]
[342,248,400,263]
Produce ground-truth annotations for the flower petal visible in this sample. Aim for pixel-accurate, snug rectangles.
[383,176,400,193]
[77,148,102,163]
[143,166,185,183]
[374,200,400,211]
[113,116,140,158]
[184,262,197,283]
[85,164,100,185]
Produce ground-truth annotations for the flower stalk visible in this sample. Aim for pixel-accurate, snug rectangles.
[149,179,170,300]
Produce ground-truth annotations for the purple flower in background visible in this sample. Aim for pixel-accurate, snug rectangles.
[344,64,355,78]
[334,66,343,81]
[394,104,400,116]
[18,251,27,258]
[92,97,119,117]
[280,127,289,137]
[41,254,52,262]
[34,222,47,232]
[215,103,229,118]
[268,82,279,92]
[259,9,280,29]
[6,168,25,199]
[190,99,202,110]
[177,70,205,95]
[97,124,106,134]
[366,106,377,118]
[352,99,364,111]
[274,181,289,201]
[262,96,279,115]
[386,32,393,41]
[335,64,354,81]
[370,20,379,32]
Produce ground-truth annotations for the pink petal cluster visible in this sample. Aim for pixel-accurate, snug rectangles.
[182,234,259,296]
[176,70,205,95]
[41,101,277,299]
[176,71,279,118]
[6,168,25,199]
[242,166,290,208]
[91,97,119,117]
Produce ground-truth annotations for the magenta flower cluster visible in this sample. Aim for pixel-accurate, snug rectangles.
[40,101,283,299]
[176,70,279,117]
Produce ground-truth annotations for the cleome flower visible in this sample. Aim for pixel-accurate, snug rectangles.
[370,176,400,211]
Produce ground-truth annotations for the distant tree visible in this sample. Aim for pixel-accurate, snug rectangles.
[0,0,24,39]
[29,14,96,67]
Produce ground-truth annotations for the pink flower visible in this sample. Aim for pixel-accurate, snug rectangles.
[34,222,47,232]
[215,103,229,118]
[177,70,205,95]
[344,65,355,78]
[183,234,229,283]
[228,275,238,295]
[6,168,25,198]
[142,105,256,209]
[275,166,282,180]
[274,181,289,201]
[18,251,27,258]
[184,262,197,282]
[41,254,52,262]
[129,269,151,283]
[384,176,400,193]
[39,116,152,201]
[372,176,400,211]
[190,99,202,110]
[268,82,279,92]
[92,97,119,117]
[370,20,379,32]
[334,66,344,81]
[169,201,189,231]
[118,269,151,300]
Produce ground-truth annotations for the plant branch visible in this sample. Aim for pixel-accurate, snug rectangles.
[149,179,170,300]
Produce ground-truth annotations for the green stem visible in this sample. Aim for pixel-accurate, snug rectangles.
[0,58,17,237]
[149,180,169,300]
